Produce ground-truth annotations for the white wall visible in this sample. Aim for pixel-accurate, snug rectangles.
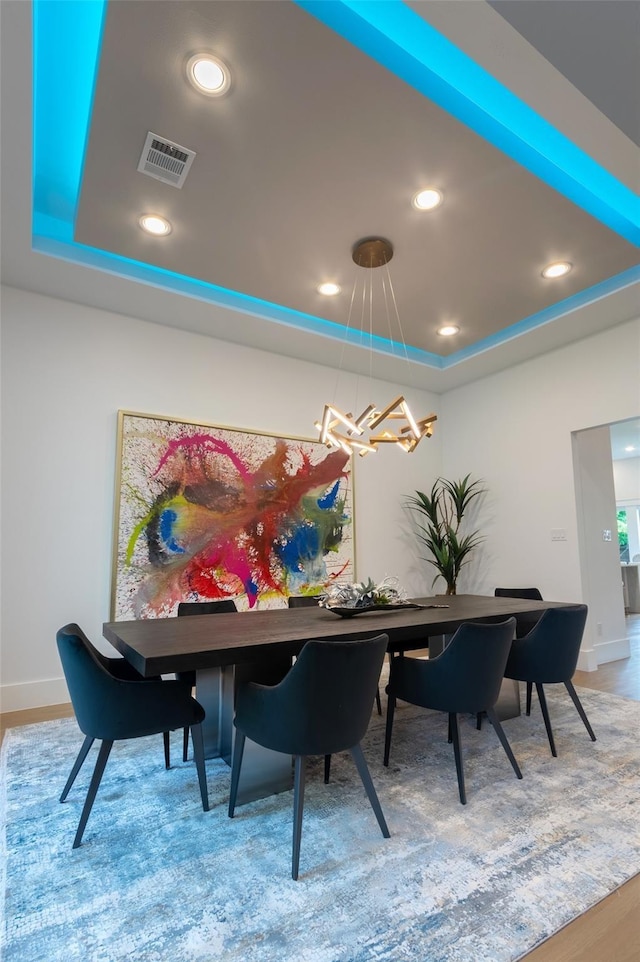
[3,285,639,708]
[573,426,628,667]
[0,286,441,710]
[440,315,640,668]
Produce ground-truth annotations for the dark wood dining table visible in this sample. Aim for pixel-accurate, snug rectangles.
[103,594,574,804]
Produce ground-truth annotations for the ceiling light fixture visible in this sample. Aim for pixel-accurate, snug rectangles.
[413,188,443,211]
[138,214,172,236]
[186,53,231,96]
[437,324,460,337]
[317,282,341,296]
[624,445,636,452]
[315,237,437,457]
[542,261,572,279]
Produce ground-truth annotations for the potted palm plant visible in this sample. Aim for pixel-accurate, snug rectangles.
[407,475,485,595]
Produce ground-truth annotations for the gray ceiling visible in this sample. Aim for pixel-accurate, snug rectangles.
[488,0,640,146]
[1,0,639,392]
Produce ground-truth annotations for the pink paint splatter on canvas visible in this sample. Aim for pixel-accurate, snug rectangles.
[125,428,351,615]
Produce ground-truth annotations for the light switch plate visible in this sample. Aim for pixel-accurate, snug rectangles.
[602,529,612,541]
[551,528,567,541]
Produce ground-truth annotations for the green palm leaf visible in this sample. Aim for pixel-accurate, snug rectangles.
[406,475,485,594]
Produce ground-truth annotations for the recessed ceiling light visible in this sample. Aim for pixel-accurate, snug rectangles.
[625,445,636,452]
[413,188,443,211]
[542,261,572,279]
[317,282,341,296]
[187,54,231,96]
[138,214,171,236]
[437,324,460,337]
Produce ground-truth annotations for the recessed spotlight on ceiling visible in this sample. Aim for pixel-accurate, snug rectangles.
[542,261,572,279]
[187,54,231,96]
[139,214,171,236]
[437,324,460,337]
[625,445,636,452]
[413,188,443,211]
[317,282,341,296]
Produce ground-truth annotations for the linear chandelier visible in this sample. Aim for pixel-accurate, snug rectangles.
[315,237,437,457]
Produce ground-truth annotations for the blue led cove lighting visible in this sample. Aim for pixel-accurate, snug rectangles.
[32,0,639,373]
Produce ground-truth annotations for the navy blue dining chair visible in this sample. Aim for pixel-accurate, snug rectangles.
[503,604,595,756]
[288,593,383,717]
[287,595,322,608]
[384,618,521,804]
[288,594,333,782]
[57,623,209,848]
[494,587,542,600]
[229,633,390,879]
[495,586,544,640]
[56,622,175,767]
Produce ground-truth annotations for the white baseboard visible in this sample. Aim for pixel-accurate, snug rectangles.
[577,647,598,672]
[577,635,630,672]
[578,638,631,671]
[1,677,69,713]
[594,636,631,665]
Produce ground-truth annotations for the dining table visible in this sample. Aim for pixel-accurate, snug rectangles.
[103,593,574,804]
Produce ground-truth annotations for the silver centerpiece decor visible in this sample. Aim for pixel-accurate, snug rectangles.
[319,576,408,610]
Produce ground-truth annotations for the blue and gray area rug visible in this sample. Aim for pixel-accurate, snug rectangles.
[2,685,639,962]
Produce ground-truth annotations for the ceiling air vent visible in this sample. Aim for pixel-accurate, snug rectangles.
[137,132,196,188]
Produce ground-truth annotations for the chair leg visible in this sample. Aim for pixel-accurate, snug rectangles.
[164,731,171,770]
[485,707,523,779]
[476,712,483,731]
[447,714,452,743]
[536,682,557,757]
[72,739,113,849]
[324,754,331,784]
[526,682,533,716]
[449,713,466,805]
[383,693,396,766]
[228,730,246,818]
[190,723,209,812]
[183,726,190,763]
[292,755,306,880]
[350,743,390,839]
[60,734,94,802]
[565,679,596,742]
[375,686,382,716]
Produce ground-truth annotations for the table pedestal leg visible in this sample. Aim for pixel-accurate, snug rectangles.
[220,660,293,805]
[195,667,223,759]
[428,633,450,658]
[197,657,293,805]
[495,678,521,720]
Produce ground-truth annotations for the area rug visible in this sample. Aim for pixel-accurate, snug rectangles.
[2,686,639,962]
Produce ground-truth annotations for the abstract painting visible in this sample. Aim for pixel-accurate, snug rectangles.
[111,412,354,619]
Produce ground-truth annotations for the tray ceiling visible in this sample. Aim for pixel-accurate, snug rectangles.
[2,0,639,391]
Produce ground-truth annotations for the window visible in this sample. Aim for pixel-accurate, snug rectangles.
[618,509,629,562]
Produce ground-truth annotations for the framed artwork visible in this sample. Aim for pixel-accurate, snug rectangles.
[111,411,354,619]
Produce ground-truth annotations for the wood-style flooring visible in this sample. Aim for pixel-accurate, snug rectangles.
[1,616,639,960]
[524,614,640,962]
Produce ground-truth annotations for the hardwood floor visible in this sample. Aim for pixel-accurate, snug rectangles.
[2,616,639,959]
[573,616,640,700]
[0,702,73,744]
[523,614,640,962]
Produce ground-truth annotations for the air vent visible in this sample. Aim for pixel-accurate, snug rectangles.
[137,132,196,188]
